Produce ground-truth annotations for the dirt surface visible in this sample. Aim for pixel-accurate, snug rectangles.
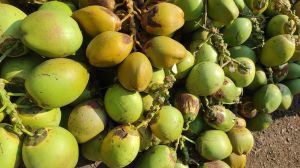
[247,96,300,168]
[77,96,300,168]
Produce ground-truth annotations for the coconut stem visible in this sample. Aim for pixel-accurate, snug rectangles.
[125,0,143,51]
[135,70,176,129]
[175,136,180,151]
[0,80,34,137]
[7,93,27,97]
[181,141,190,164]
[181,135,196,144]
[209,33,250,71]
[120,13,132,23]
[27,0,46,4]
[176,135,199,165]
[211,33,228,66]
[249,16,266,49]
[203,0,208,27]
[135,109,158,129]
[266,67,275,84]
[201,0,249,69]
[175,135,195,151]
[192,34,213,57]
[0,41,19,63]
[275,0,300,42]
[189,159,200,166]
[201,97,215,117]
[240,7,266,49]
[114,2,125,10]
[182,120,192,131]
[224,55,251,72]
[276,0,299,24]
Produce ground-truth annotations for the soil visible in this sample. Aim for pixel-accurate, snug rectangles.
[246,96,300,168]
[77,96,300,168]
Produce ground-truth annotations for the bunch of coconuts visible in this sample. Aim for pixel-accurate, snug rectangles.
[0,0,299,168]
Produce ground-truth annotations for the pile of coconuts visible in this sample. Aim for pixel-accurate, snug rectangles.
[0,0,300,167]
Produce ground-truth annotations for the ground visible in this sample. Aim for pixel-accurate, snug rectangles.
[77,96,300,168]
[247,96,300,168]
